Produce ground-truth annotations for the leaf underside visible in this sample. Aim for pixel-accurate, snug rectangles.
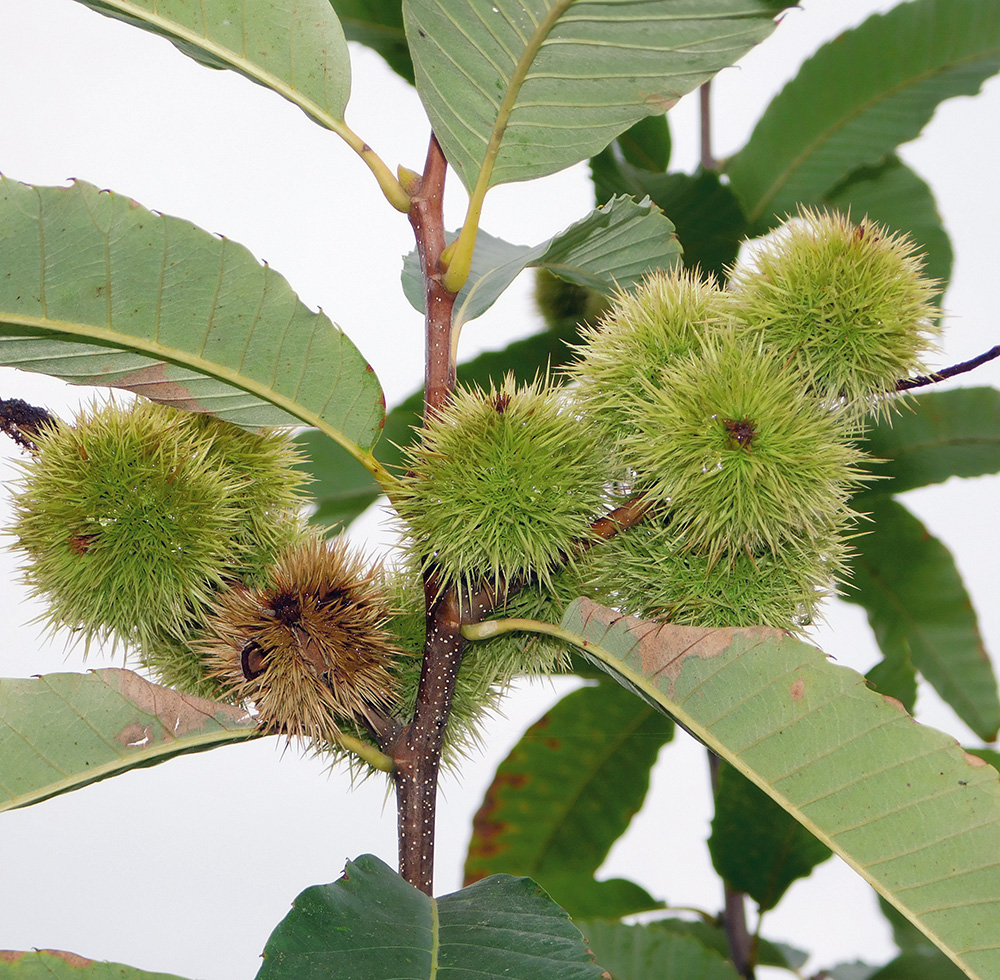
[0,950,190,980]
[559,598,1000,980]
[405,0,789,192]
[0,178,384,452]
[0,669,259,813]
[74,0,351,130]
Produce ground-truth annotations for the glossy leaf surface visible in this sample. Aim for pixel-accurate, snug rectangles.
[465,680,672,918]
[405,0,789,192]
[0,179,385,458]
[332,0,413,83]
[846,496,999,741]
[257,854,606,980]
[75,0,351,129]
[0,670,258,812]
[555,598,1000,980]
[580,921,739,980]
[727,0,1000,226]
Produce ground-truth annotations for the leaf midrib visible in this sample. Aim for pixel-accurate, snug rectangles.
[96,0,345,130]
[748,48,1000,224]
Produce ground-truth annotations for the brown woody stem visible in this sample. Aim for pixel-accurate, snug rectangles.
[394,132,463,895]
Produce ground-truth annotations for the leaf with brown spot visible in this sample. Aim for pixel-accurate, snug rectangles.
[0,669,259,812]
[0,949,188,979]
[464,679,671,919]
[552,597,1000,980]
[0,178,384,469]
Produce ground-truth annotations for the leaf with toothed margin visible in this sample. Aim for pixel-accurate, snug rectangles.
[0,178,385,463]
[551,597,1000,980]
[71,0,352,133]
[401,195,681,332]
[0,669,259,813]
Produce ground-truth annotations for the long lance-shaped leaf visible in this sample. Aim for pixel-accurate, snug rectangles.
[846,496,999,742]
[71,0,406,208]
[401,195,681,338]
[77,0,351,125]
[0,950,190,980]
[464,680,672,919]
[726,0,1000,227]
[405,0,790,289]
[405,0,788,194]
[298,317,587,527]
[0,669,259,813]
[257,853,607,980]
[0,178,388,480]
[860,388,1000,497]
[467,600,1000,980]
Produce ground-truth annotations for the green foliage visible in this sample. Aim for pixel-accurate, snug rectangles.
[3,1,1000,979]
[729,209,940,416]
[11,400,305,652]
[257,854,607,980]
[395,375,608,598]
[464,680,672,919]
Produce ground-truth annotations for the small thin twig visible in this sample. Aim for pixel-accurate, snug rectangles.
[896,344,1000,391]
[699,81,717,171]
[708,752,756,980]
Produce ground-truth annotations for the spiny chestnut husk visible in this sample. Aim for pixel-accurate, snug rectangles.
[564,266,728,438]
[728,208,940,416]
[585,505,852,632]
[201,535,402,747]
[10,399,305,652]
[394,375,608,599]
[621,330,868,559]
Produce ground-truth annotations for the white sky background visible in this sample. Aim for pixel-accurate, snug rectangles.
[0,1,998,978]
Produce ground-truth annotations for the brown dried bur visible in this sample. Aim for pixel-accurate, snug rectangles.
[201,535,403,747]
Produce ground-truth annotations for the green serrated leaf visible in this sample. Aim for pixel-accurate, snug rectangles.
[332,0,413,83]
[0,950,189,980]
[709,761,831,912]
[617,114,671,173]
[860,388,1000,496]
[0,178,385,469]
[589,156,746,280]
[257,854,606,980]
[405,0,790,192]
[846,496,999,741]
[579,920,740,980]
[0,670,259,813]
[464,681,672,918]
[75,0,351,131]
[868,950,969,980]
[866,647,919,715]
[298,317,587,529]
[539,598,1000,980]
[823,156,953,302]
[402,196,680,332]
[727,0,1000,227]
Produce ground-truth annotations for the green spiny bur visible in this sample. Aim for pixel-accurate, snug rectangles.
[10,399,308,655]
[728,208,940,418]
[564,266,729,440]
[395,375,609,599]
[622,330,868,559]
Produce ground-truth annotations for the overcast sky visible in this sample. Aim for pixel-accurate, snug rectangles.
[0,2,998,978]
